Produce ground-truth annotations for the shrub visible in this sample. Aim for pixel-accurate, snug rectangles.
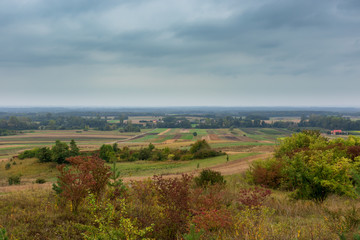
[78,194,153,240]
[247,158,284,188]
[0,227,8,240]
[190,140,210,154]
[52,140,70,164]
[36,147,52,163]
[5,163,11,170]
[191,208,233,233]
[99,144,116,162]
[152,174,193,239]
[181,154,194,161]
[8,175,21,185]
[18,149,38,159]
[194,169,226,188]
[237,187,272,209]
[53,156,111,212]
[35,178,46,184]
[193,149,221,159]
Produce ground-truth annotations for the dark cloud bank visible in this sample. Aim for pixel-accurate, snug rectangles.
[0,0,359,107]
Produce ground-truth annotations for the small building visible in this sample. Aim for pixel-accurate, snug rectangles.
[331,130,342,135]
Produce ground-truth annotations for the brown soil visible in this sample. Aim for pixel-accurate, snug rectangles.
[209,134,221,141]
[179,129,189,133]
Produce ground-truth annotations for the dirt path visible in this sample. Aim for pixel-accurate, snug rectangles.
[158,129,171,136]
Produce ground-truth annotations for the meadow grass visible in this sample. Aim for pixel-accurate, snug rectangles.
[0,158,58,184]
[180,133,194,140]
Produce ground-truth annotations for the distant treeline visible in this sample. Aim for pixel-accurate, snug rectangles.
[299,115,360,130]
[0,115,112,131]
[1,112,360,131]
[0,128,17,136]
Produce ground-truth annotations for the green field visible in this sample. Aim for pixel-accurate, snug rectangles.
[113,152,258,177]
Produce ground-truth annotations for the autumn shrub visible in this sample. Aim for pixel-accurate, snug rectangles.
[53,156,111,212]
[191,208,233,233]
[189,184,235,237]
[190,184,233,211]
[194,169,226,188]
[247,158,284,188]
[237,186,272,210]
[153,174,193,239]
[127,179,162,231]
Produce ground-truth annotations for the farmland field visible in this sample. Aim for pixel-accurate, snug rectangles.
[0,127,291,187]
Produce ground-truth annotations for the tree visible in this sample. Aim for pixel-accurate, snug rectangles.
[70,139,80,157]
[37,147,52,163]
[53,156,111,212]
[190,140,210,154]
[99,144,116,162]
[112,143,119,152]
[193,132,198,137]
[52,140,70,164]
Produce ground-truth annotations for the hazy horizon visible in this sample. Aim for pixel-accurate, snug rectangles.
[1,0,359,107]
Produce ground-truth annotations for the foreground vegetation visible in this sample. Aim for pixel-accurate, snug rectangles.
[3,127,360,239]
[2,169,360,239]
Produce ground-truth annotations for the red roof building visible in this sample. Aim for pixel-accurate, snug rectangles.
[331,130,342,135]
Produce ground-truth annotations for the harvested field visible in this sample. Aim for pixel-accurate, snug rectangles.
[209,134,221,141]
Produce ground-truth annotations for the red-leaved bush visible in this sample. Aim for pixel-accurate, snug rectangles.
[237,186,272,210]
[191,208,233,232]
[250,160,284,188]
[153,174,193,239]
[189,184,234,234]
[53,156,111,212]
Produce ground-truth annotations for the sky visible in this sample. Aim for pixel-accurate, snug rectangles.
[0,0,360,107]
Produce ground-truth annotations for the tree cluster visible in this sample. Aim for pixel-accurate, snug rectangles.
[18,140,80,164]
[98,140,224,162]
[248,130,360,201]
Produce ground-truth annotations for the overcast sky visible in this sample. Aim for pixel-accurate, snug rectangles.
[0,0,359,107]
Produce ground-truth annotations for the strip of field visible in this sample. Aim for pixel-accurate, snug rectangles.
[123,152,270,181]
[114,152,260,178]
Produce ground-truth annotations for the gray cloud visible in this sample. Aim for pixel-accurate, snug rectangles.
[0,0,359,106]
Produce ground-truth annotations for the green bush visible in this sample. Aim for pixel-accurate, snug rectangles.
[8,175,21,185]
[0,227,8,240]
[35,178,46,184]
[5,163,11,170]
[250,131,360,202]
[18,149,38,159]
[194,169,226,187]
